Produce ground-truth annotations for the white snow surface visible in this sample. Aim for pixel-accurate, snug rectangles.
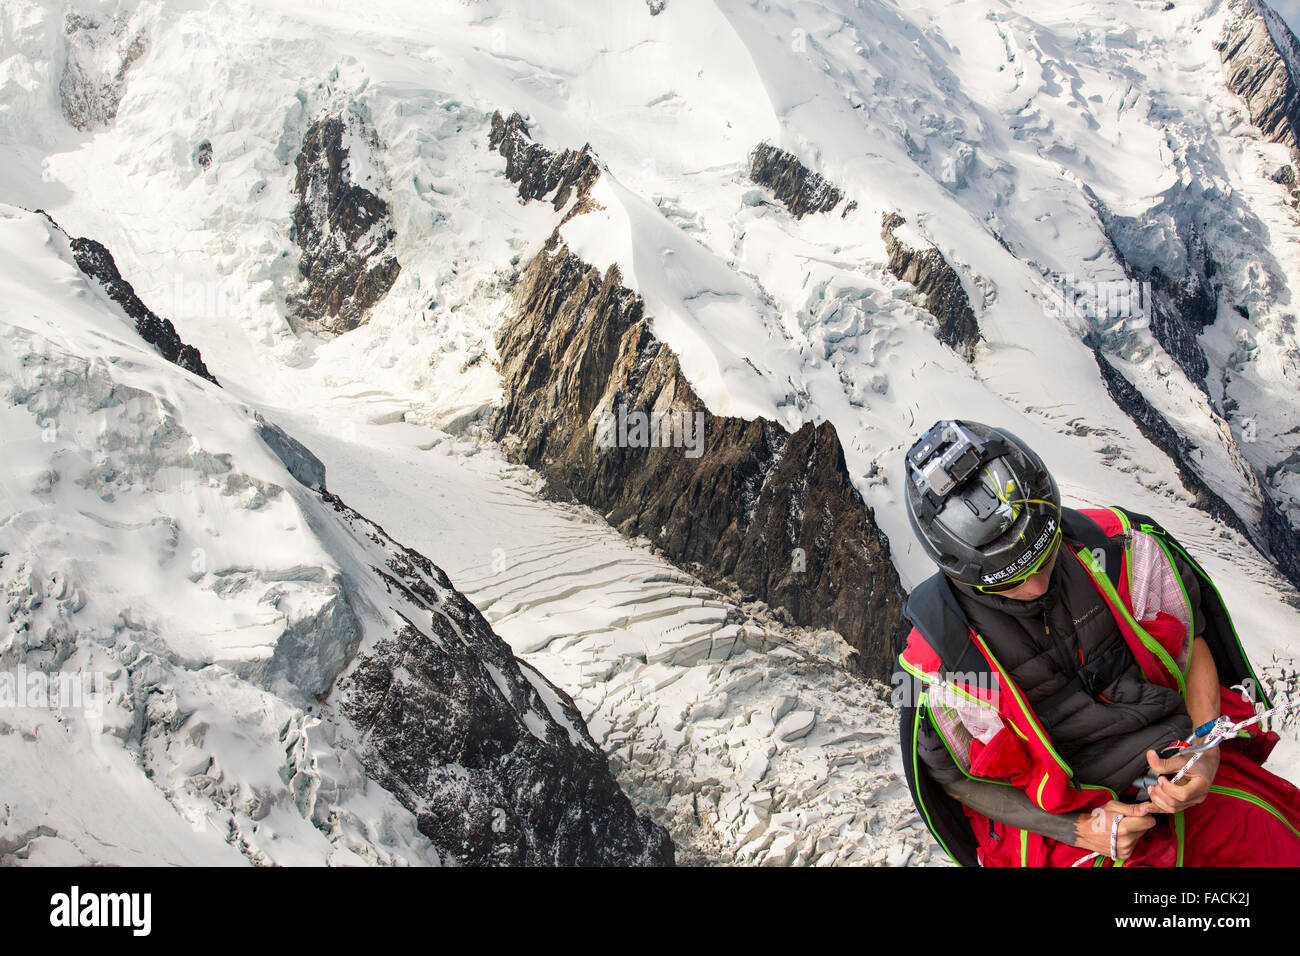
[1,0,1298,865]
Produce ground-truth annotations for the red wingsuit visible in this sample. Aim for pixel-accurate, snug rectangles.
[898,506,1300,866]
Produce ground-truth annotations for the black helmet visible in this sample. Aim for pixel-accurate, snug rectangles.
[904,420,1061,589]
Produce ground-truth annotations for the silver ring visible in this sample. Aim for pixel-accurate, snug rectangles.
[1110,814,1121,860]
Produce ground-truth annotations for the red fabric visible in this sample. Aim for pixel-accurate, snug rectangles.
[1078,507,1124,537]
[905,509,1300,865]
[1038,747,1300,867]
[900,629,943,677]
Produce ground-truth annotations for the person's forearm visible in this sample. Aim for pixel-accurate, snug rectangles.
[943,777,1081,845]
[1186,636,1220,730]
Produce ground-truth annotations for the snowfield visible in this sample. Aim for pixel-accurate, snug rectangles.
[1,0,1298,865]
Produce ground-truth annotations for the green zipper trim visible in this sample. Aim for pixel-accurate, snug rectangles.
[912,694,963,867]
[1174,810,1186,868]
[1158,534,1273,710]
[901,655,997,711]
[1020,827,1029,867]
[925,699,1015,787]
[972,632,1076,779]
[1077,520,1186,698]
[1209,785,1300,840]
[1034,772,1051,808]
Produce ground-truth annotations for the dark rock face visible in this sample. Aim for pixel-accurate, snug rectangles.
[1216,0,1300,165]
[1091,348,1255,543]
[255,412,327,491]
[192,139,213,170]
[749,143,844,219]
[1144,255,1215,386]
[289,112,401,334]
[59,13,146,131]
[881,212,980,362]
[491,234,907,678]
[1270,163,1300,207]
[327,491,674,866]
[1263,452,1300,593]
[488,111,602,212]
[48,221,219,385]
[1086,184,1216,388]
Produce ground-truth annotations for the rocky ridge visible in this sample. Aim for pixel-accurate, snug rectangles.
[39,211,218,385]
[289,110,401,334]
[487,119,907,679]
[881,212,981,362]
[748,142,846,219]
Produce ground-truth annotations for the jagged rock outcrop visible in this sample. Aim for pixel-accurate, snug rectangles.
[488,111,602,212]
[1216,0,1300,165]
[67,236,219,385]
[1270,163,1300,207]
[289,111,401,334]
[749,143,845,219]
[881,212,980,361]
[328,491,674,866]
[1144,257,1215,386]
[59,12,146,131]
[35,212,218,384]
[491,234,907,678]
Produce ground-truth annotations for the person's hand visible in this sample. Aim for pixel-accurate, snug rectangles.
[1142,745,1220,814]
[1074,801,1156,860]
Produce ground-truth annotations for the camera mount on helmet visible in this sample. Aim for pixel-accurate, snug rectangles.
[906,421,1009,522]
[903,420,1061,587]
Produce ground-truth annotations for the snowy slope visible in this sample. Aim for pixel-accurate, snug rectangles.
[267,393,931,865]
[0,204,672,866]
[0,204,435,863]
[1,0,1299,864]
[2,0,1292,578]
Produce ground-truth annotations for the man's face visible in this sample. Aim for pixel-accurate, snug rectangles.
[990,550,1059,601]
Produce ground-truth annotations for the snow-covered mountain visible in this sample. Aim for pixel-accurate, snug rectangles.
[2,0,1299,865]
[0,205,672,864]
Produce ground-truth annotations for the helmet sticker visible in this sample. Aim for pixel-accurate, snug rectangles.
[980,516,1059,584]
